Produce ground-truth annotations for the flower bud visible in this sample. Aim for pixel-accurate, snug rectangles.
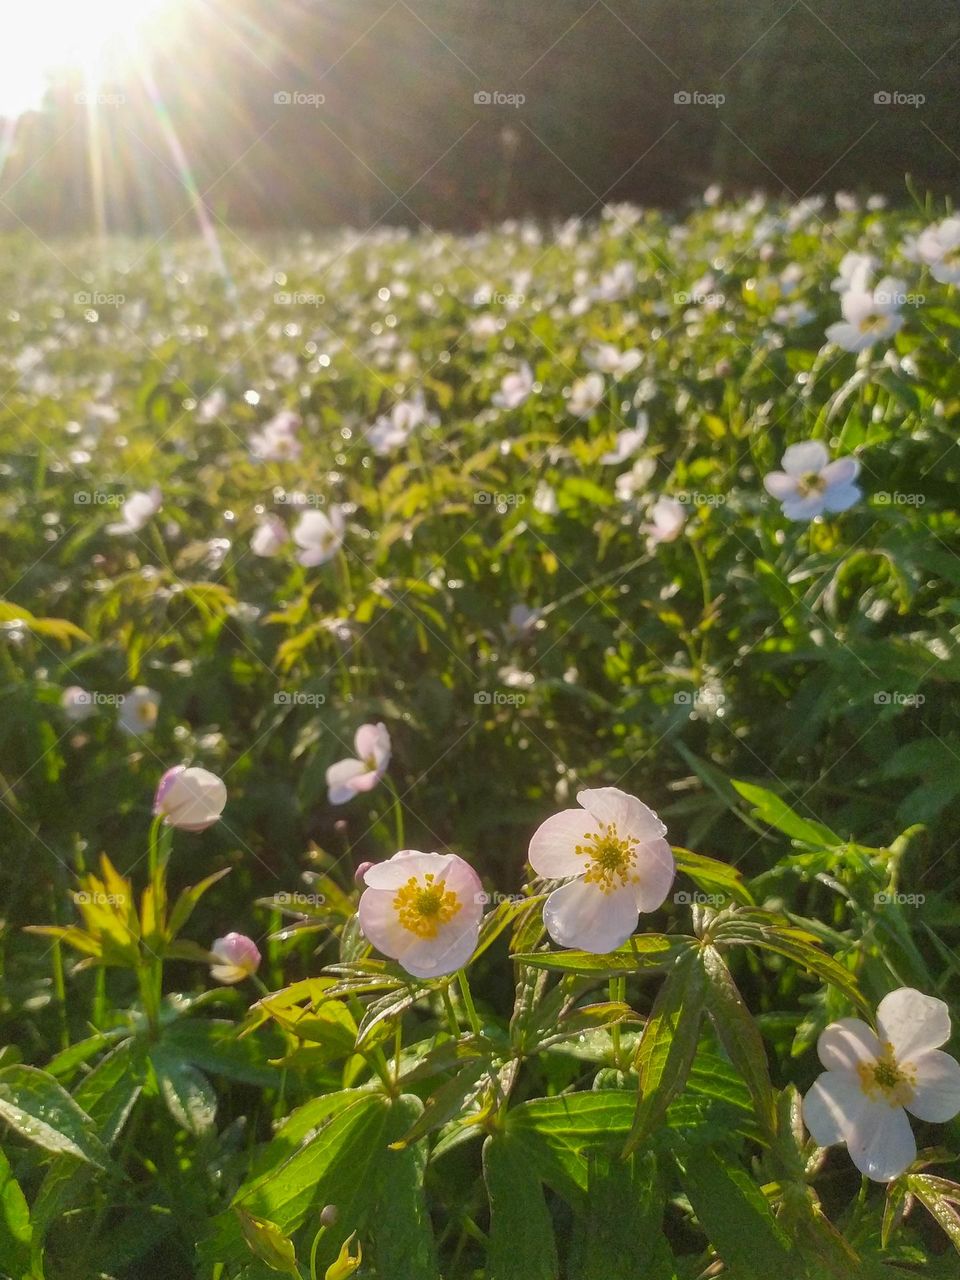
[209,933,261,984]
[154,765,227,832]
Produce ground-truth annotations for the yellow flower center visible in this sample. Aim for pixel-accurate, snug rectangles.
[859,312,885,334]
[393,873,462,939]
[797,471,826,497]
[856,1043,916,1108]
[575,821,640,894]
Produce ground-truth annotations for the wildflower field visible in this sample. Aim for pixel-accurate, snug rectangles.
[3,192,960,1279]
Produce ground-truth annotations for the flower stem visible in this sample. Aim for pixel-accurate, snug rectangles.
[457,968,482,1040]
[384,775,405,850]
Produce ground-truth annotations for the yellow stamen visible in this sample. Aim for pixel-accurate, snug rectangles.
[393,873,462,939]
[856,1042,916,1108]
[574,821,639,894]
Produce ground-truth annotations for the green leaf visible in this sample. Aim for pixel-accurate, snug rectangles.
[150,1048,217,1137]
[166,866,232,940]
[623,948,707,1155]
[0,1146,31,1275]
[731,780,841,847]
[905,1174,960,1256]
[483,1132,559,1280]
[0,1065,108,1168]
[677,1145,799,1278]
[514,934,693,978]
[160,1019,282,1088]
[673,848,755,906]
[569,1151,676,1280]
[370,1096,441,1280]
[701,945,776,1136]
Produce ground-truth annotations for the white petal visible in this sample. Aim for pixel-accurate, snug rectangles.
[633,837,675,912]
[362,850,452,890]
[355,721,391,768]
[400,917,481,978]
[542,878,638,953]
[325,757,367,804]
[803,1069,869,1146]
[821,482,861,513]
[905,1050,960,1123]
[848,1100,916,1182]
[781,493,826,521]
[825,321,866,352]
[527,809,595,878]
[781,440,830,476]
[817,1018,881,1071]
[577,787,666,841]
[763,471,799,500]
[877,988,951,1060]
[820,456,860,487]
[358,886,415,958]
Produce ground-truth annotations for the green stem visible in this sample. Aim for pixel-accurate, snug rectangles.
[457,969,482,1040]
[441,985,461,1039]
[609,976,625,1068]
[383,774,405,850]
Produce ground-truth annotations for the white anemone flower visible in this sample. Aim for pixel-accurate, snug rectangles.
[106,486,162,535]
[567,372,605,418]
[61,686,96,722]
[600,416,649,464]
[250,515,288,557]
[492,363,535,410]
[803,988,960,1182]
[533,481,559,515]
[913,217,960,285]
[358,850,484,978]
[615,457,657,503]
[326,722,392,804]
[209,933,261,984]
[528,788,674,953]
[117,686,161,736]
[825,276,905,352]
[250,411,302,462]
[293,506,345,567]
[831,251,875,294]
[763,440,861,521]
[153,765,227,832]
[585,345,642,378]
[642,496,686,547]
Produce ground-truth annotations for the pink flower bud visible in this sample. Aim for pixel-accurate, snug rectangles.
[154,765,227,832]
[355,861,374,883]
[209,932,261,984]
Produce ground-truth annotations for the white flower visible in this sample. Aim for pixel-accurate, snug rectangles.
[913,217,960,285]
[567,372,605,418]
[585,345,642,378]
[358,850,484,978]
[209,933,261,984]
[364,396,436,455]
[106,486,162,535]
[493,363,535,410]
[533,481,559,516]
[61,686,96,722]
[763,440,861,521]
[528,787,674,953]
[326,722,391,804]
[250,515,288,557]
[250,411,302,462]
[293,506,344,567]
[772,301,816,327]
[600,417,649,464]
[615,456,657,503]
[642,496,686,547]
[802,988,960,1182]
[504,603,541,641]
[594,261,636,302]
[831,251,875,294]
[154,765,227,832]
[825,276,905,352]
[118,686,160,736]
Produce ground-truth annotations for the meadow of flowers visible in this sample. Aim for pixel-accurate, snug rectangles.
[2,190,960,1278]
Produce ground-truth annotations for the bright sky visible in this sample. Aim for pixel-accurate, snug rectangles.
[0,0,173,117]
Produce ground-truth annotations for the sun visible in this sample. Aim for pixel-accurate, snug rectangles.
[0,0,176,118]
